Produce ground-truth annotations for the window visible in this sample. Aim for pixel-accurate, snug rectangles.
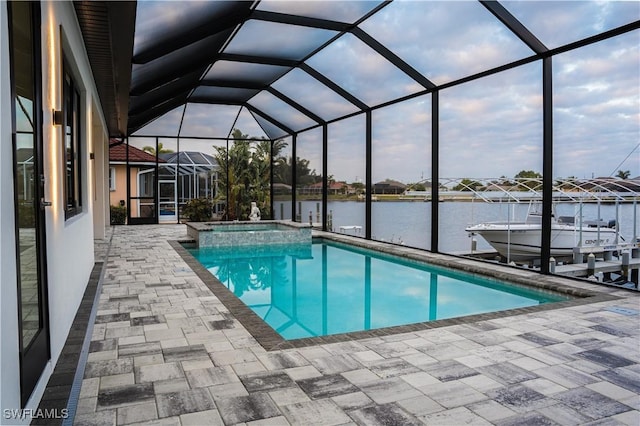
[62,62,82,219]
[109,167,116,191]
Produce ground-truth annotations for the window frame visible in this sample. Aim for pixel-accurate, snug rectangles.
[62,59,82,219]
[109,167,116,191]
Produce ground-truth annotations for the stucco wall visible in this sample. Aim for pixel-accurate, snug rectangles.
[1,1,109,419]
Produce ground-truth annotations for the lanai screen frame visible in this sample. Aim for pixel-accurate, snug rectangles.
[125,1,640,275]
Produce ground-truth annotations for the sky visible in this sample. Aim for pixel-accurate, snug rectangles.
[132,0,640,184]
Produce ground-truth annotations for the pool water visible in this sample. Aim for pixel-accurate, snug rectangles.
[188,240,569,340]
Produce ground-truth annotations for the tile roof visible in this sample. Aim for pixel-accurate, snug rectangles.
[109,140,164,163]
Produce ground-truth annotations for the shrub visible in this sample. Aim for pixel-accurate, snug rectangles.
[182,198,213,222]
[110,205,127,225]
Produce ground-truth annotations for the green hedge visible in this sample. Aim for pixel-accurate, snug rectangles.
[110,205,127,225]
[182,198,213,222]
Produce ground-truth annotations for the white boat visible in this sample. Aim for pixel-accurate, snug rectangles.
[465,205,623,261]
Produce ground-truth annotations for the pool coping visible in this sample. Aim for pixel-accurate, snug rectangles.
[169,232,623,351]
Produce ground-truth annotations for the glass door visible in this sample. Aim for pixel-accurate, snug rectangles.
[10,1,50,405]
[159,180,177,222]
[129,166,157,224]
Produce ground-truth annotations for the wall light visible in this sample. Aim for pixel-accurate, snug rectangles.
[52,109,63,126]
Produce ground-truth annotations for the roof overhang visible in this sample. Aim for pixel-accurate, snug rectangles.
[74,1,136,137]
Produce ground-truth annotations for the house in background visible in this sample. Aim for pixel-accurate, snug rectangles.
[372,179,407,195]
[109,144,221,224]
[108,140,166,223]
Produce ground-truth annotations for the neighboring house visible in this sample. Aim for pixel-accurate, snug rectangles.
[109,145,221,223]
[109,140,165,221]
[372,179,407,195]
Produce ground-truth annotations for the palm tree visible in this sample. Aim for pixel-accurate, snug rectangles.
[615,170,630,180]
[142,142,173,155]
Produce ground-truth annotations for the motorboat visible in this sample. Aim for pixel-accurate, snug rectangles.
[465,204,623,261]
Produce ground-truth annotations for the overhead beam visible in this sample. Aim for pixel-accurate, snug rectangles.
[480,0,548,54]
[266,88,325,125]
[300,64,368,111]
[250,10,351,32]
[351,27,436,90]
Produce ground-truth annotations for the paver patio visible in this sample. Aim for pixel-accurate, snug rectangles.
[57,225,640,425]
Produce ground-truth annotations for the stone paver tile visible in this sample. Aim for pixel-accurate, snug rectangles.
[368,358,421,379]
[97,383,155,410]
[284,365,322,381]
[118,342,162,358]
[613,409,640,426]
[576,349,636,369]
[536,402,594,426]
[280,399,351,426]
[311,355,363,375]
[216,393,281,424]
[88,350,118,362]
[401,352,439,368]
[477,361,539,385]
[135,362,184,383]
[181,359,214,371]
[553,387,634,421]
[495,411,559,426]
[246,415,291,425]
[162,344,209,362]
[508,355,549,372]
[258,352,309,370]
[268,387,311,406]
[400,371,440,388]
[534,364,599,388]
[231,360,267,376]
[521,378,568,396]
[458,374,504,393]
[145,328,185,342]
[359,377,423,405]
[185,365,239,388]
[587,381,638,401]
[395,395,443,417]
[179,409,224,426]
[455,354,495,368]
[241,371,297,393]
[116,401,158,425]
[351,350,384,364]
[297,374,359,400]
[594,367,640,394]
[331,392,374,412]
[422,359,480,382]
[76,397,97,415]
[486,384,552,413]
[74,409,116,426]
[420,380,488,409]
[210,348,258,366]
[156,387,216,418]
[134,354,165,367]
[84,359,134,379]
[420,406,493,426]
[99,373,135,390]
[153,378,190,394]
[467,399,517,422]
[80,377,100,399]
[348,402,423,426]
[208,381,249,401]
[159,338,189,349]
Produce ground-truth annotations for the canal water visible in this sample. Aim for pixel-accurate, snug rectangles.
[276,200,638,253]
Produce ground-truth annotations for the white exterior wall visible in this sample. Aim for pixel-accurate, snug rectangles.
[0,1,22,420]
[1,1,109,420]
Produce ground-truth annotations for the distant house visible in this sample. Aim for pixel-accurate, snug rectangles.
[109,140,164,222]
[372,179,407,195]
[298,181,354,195]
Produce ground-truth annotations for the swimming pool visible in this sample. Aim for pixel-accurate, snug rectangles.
[187,240,569,340]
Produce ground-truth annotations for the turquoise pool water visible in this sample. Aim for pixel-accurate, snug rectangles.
[188,240,569,340]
